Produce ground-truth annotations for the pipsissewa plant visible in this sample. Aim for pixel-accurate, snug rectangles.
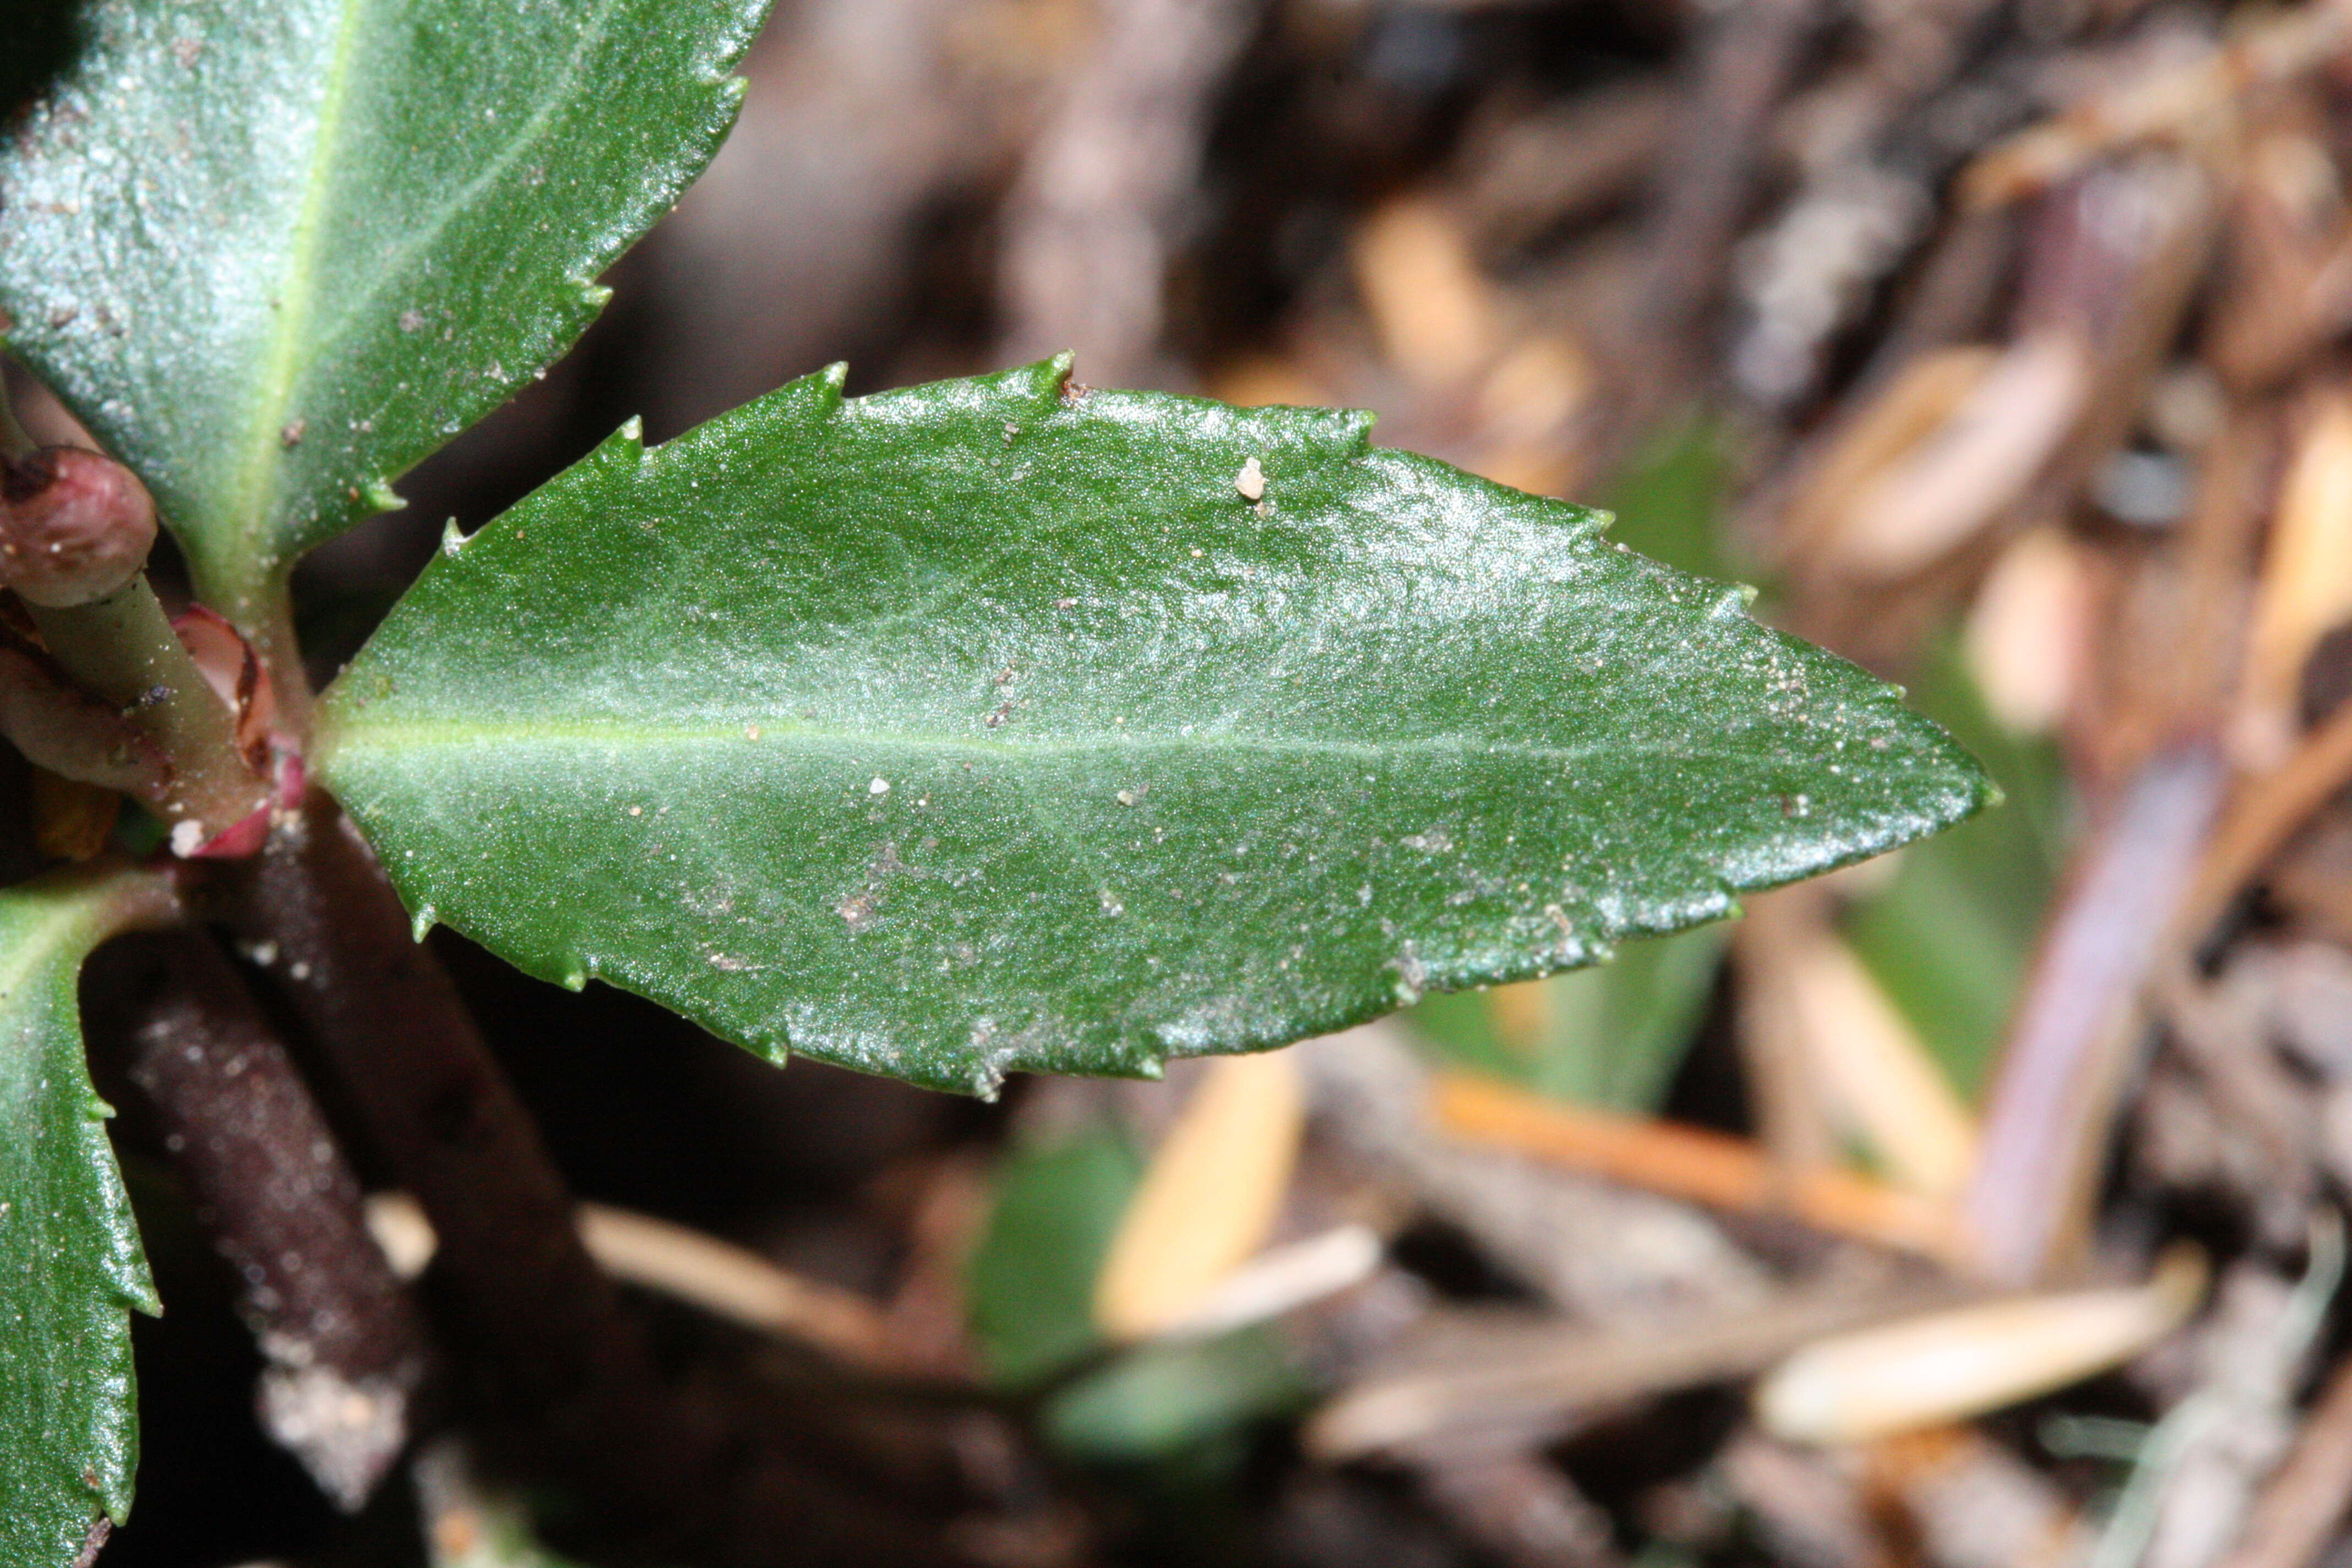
[0,2,1990,1563]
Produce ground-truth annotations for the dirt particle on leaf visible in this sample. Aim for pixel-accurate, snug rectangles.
[1401,827,1454,853]
[398,309,424,333]
[744,725,762,740]
[1235,456,1266,501]
[171,37,202,66]
[836,892,876,931]
[1387,945,1429,1005]
[280,418,306,448]
[869,776,891,796]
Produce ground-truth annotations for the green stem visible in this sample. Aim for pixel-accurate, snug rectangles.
[0,373,33,459]
[246,576,314,741]
[28,574,269,842]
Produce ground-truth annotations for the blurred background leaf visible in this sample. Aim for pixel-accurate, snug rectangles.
[966,1128,1140,1390]
[1841,634,2071,1101]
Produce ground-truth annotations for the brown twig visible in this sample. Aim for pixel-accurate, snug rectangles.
[2214,1347,2352,1568]
[1308,1268,1964,1462]
[87,930,429,1510]
[1961,742,2228,1287]
[1624,0,1825,427]
[209,792,970,1565]
[210,795,723,1540]
[998,0,1263,385]
[1418,1451,1623,1568]
[1430,1071,1960,1260]
[1959,0,2352,211]
[2177,696,2352,956]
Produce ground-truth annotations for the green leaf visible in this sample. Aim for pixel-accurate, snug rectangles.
[1597,417,1734,584]
[313,359,1993,1095]
[1042,1329,1308,1464]
[966,1129,1140,1389]
[1,869,165,1568]
[1407,922,1726,1113]
[0,0,764,624]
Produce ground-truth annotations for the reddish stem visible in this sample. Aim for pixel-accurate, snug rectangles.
[208,792,972,1564]
[86,930,430,1510]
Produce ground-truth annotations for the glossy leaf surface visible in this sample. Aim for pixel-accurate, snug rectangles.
[0,872,164,1568]
[0,0,763,623]
[315,360,1992,1093]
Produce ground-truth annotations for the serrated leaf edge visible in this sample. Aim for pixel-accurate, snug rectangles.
[319,357,1994,1095]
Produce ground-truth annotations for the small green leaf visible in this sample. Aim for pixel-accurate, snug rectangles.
[1408,923,1727,1113]
[1,870,165,1568]
[314,360,1992,1093]
[966,1130,1140,1389]
[0,0,765,625]
[1042,1330,1308,1464]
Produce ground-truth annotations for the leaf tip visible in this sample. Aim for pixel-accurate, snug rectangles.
[365,478,405,515]
[439,519,465,558]
[576,280,616,310]
[410,904,438,943]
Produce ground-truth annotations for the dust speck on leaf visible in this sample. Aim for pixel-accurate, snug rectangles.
[1401,827,1454,853]
[1235,456,1266,501]
[1388,945,1429,1005]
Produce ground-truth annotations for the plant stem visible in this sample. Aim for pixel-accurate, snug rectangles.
[210,793,968,1565]
[85,929,430,1510]
[246,584,314,741]
[0,372,34,459]
[26,574,267,842]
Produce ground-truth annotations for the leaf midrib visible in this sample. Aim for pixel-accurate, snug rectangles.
[301,2,627,374]
[316,714,1785,772]
[0,902,92,1013]
[221,0,369,575]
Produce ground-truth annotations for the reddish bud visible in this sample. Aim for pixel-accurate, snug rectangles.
[0,445,159,607]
